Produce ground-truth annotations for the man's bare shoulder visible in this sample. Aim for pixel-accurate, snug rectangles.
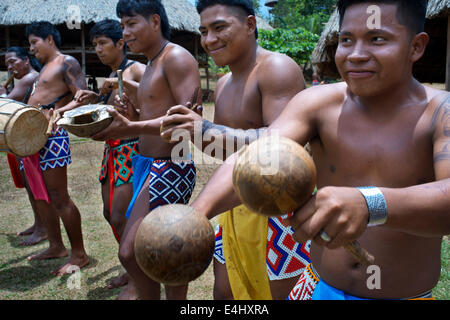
[58,54,82,76]
[60,54,81,67]
[20,72,39,86]
[128,60,146,79]
[422,84,450,122]
[258,48,299,70]
[256,49,301,78]
[164,43,196,64]
[130,60,146,70]
[256,48,305,91]
[291,81,348,111]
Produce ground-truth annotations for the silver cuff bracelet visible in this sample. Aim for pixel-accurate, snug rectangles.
[356,186,388,227]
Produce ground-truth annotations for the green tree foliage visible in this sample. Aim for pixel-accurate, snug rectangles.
[270,0,335,35]
[258,28,320,67]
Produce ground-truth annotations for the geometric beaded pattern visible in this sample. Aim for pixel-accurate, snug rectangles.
[148,160,196,211]
[99,140,139,186]
[287,264,319,300]
[20,127,71,171]
[266,214,311,280]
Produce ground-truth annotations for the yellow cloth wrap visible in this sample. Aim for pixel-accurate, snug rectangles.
[218,204,272,300]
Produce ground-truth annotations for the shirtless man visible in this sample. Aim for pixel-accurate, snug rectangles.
[92,0,201,300]
[1,47,40,101]
[190,0,450,300]
[1,47,47,246]
[25,21,89,276]
[74,19,145,290]
[160,0,308,300]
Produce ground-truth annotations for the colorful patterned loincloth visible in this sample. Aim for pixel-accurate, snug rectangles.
[213,224,225,264]
[214,213,310,281]
[125,155,196,219]
[99,138,139,187]
[266,214,311,280]
[148,159,196,210]
[287,263,319,300]
[288,263,434,300]
[20,127,71,171]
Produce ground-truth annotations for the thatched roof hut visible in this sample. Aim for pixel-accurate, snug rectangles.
[0,0,204,77]
[0,0,272,91]
[265,0,279,8]
[311,0,450,90]
[0,0,200,33]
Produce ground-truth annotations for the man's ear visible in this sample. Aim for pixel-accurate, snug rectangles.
[150,13,162,32]
[45,35,54,46]
[117,38,126,51]
[410,32,429,63]
[246,15,257,37]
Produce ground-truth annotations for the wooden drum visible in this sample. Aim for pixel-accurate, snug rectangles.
[0,98,49,156]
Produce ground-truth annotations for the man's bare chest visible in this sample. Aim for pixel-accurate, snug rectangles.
[313,111,435,186]
[214,83,263,129]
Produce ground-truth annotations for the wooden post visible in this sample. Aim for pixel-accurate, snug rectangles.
[446,16,450,92]
[206,66,210,92]
[5,26,13,90]
[81,22,86,75]
[194,34,199,61]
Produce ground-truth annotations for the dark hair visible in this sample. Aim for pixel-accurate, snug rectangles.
[196,0,258,39]
[116,0,171,40]
[25,21,62,49]
[6,46,42,72]
[89,19,127,53]
[337,0,428,34]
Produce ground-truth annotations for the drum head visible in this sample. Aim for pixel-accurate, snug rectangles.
[7,108,48,156]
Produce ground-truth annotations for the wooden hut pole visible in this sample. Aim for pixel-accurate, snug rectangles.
[194,34,199,61]
[446,15,450,92]
[81,22,86,75]
[5,26,13,90]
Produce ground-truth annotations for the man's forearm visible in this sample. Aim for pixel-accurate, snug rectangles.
[198,120,267,159]
[57,99,84,115]
[138,116,168,136]
[382,179,450,236]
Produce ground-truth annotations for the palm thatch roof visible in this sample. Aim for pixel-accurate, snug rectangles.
[311,0,450,80]
[265,0,279,8]
[427,0,450,18]
[0,0,201,33]
[0,0,272,32]
[0,0,272,78]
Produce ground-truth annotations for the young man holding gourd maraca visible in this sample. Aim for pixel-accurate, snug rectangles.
[190,0,450,300]
[160,0,309,300]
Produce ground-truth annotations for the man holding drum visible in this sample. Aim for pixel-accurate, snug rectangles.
[160,0,308,300]
[1,47,48,246]
[24,21,89,276]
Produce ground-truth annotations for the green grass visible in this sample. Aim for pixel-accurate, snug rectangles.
[433,236,450,299]
[0,138,217,300]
